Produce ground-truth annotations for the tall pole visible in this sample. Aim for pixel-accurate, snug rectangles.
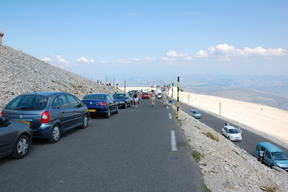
[124,81,126,93]
[176,76,180,119]
[116,83,118,93]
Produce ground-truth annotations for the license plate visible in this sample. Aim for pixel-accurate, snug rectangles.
[17,121,30,126]
[88,109,96,112]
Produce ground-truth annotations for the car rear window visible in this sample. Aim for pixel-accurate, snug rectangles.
[113,94,125,99]
[84,95,105,100]
[6,95,48,110]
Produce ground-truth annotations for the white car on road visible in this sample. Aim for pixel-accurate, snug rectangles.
[221,125,242,141]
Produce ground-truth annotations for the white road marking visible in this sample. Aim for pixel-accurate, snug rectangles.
[166,105,169,109]
[171,130,177,151]
[169,113,172,119]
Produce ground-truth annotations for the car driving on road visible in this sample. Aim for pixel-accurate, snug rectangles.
[0,116,32,159]
[221,125,242,141]
[82,93,119,118]
[1,92,89,143]
[189,109,201,119]
[141,92,149,99]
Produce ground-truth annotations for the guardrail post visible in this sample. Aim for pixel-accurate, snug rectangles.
[176,77,180,119]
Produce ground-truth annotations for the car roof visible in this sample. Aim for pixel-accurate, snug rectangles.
[257,142,284,152]
[22,92,67,96]
[86,93,108,96]
[224,125,237,130]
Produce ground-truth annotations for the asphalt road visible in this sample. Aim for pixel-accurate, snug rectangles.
[0,99,205,192]
[178,101,288,155]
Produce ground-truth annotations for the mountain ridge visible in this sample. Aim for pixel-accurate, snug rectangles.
[0,45,114,110]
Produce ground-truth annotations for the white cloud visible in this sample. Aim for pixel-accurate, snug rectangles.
[194,44,288,60]
[55,55,70,66]
[166,51,178,57]
[118,59,131,64]
[41,57,52,62]
[166,51,188,57]
[77,57,95,63]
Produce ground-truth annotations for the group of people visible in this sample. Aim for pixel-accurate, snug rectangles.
[131,89,169,108]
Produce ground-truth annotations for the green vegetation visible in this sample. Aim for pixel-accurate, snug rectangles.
[192,150,204,162]
[203,185,212,192]
[232,149,240,155]
[204,131,219,142]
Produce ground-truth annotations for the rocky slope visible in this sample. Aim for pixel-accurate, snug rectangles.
[0,45,114,110]
[175,106,288,192]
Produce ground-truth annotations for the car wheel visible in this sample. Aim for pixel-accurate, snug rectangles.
[124,103,127,109]
[81,115,89,129]
[11,135,31,159]
[106,108,111,118]
[50,124,61,143]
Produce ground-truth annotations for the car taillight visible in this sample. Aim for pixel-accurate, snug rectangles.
[99,102,106,106]
[41,111,50,123]
[0,111,4,117]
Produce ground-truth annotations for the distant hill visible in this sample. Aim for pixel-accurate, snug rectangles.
[0,45,114,110]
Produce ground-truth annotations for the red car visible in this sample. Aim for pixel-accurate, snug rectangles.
[141,92,149,99]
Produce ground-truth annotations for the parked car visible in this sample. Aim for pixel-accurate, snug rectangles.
[157,93,162,99]
[221,125,242,141]
[0,116,32,159]
[82,93,118,118]
[1,92,89,143]
[254,142,288,171]
[112,93,132,108]
[189,109,201,119]
[141,92,149,99]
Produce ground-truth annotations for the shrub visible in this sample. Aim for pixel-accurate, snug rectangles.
[204,131,219,142]
[192,150,204,162]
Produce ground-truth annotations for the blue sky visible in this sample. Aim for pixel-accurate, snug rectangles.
[1,0,288,85]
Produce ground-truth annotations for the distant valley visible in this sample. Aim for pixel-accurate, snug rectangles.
[180,75,288,111]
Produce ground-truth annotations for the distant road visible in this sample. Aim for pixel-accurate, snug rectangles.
[0,99,205,192]
[179,101,288,155]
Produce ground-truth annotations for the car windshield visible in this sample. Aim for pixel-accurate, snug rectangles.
[271,152,287,160]
[84,95,105,100]
[6,95,48,110]
[229,129,240,134]
[143,92,148,95]
[113,94,125,99]
[191,110,198,114]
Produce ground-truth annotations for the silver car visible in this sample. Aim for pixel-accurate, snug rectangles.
[2,92,89,143]
[189,109,201,119]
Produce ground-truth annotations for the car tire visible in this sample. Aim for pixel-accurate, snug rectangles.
[124,103,127,109]
[106,108,111,118]
[49,124,61,143]
[11,135,31,159]
[80,114,89,129]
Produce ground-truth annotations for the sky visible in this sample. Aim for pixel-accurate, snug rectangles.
[1,0,288,86]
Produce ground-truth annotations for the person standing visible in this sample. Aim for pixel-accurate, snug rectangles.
[259,147,265,163]
[133,91,139,107]
[162,89,168,107]
[150,90,156,107]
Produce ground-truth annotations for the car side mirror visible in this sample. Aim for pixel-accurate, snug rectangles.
[0,117,10,127]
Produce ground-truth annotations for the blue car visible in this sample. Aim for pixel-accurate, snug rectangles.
[112,93,133,108]
[254,142,288,171]
[82,93,119,118]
